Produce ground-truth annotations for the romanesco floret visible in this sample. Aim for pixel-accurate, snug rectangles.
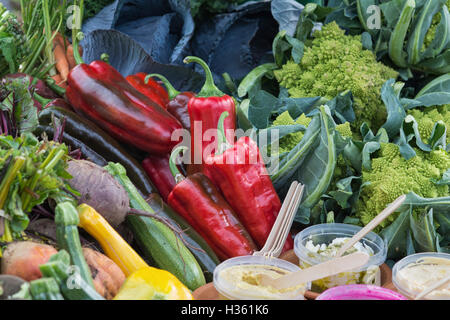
[422,0,450,50]
[330,122,355,191]
[270,110,353,155]
[271,111,311,154]
[336,122,353,139]
[356,143,450,228]
[274,22,399,131]
[407,104,450,146]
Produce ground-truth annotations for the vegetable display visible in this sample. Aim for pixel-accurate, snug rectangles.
[0,0,448,302]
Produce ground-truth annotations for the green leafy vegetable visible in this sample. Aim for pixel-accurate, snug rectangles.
[0,132,72,243]
[0,3,29,77]
[0,76,39,136]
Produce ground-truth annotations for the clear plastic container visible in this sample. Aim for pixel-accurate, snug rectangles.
[392,252,450,300]
[294,223,387,293]
[316,284,407,300]
[213,255,310,300]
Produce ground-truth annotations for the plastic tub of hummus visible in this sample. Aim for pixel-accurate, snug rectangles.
[213,255,310,300]
[392,252,450,300]
[294,223,387,293]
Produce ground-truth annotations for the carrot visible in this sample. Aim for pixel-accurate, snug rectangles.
[51,32,70,81]
[51,74,67,90]
[53,42,70,81]
[66,45,77,70]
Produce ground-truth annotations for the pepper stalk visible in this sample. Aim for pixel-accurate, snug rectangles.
[146,74,180,100]
[169,146,188,184]
[183,56,225,98]
[215,111,233,155]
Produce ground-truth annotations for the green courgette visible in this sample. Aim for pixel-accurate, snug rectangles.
[29,278,64,300]
[36,106,156,195]
[54,202,94,289]
[105,162,206,291]
[39,250,104,301]
[146,193,220,282]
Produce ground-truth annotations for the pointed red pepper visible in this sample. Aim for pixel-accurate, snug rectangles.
[167,146,257,261]
[126,72,170,109]
[65,31,182,155]
[203,112,294,252]
[145,73,195,131]
[142,154,177,202]
[183,56,236,175]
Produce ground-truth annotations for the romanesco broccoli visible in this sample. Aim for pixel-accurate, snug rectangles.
[407,105,450,146]
[335,121,353,139]
[271,111,311,154]
[274,22,398,131]
[422,0,450,50]
[356,143,450,228]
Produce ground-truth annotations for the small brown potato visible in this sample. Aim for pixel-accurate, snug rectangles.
[82,247,125,300]
[1,241,57,281]
[66,160,130,227]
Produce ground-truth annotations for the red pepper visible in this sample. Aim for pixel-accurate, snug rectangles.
[142,154,177,202]
[167,146,257,261]
[126,72,170,109]
[65,36,182,155]
[203,112,294,252]
[145,74,194,131]
[183,56,236,175]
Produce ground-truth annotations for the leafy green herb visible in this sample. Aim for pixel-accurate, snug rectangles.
[0,3,29,77]
[0,76,39,137]
[0,132,72,243]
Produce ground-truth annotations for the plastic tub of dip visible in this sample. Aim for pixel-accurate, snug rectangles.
[316,284,407,300]
[392,252,450,300]
[213,255,310,300]
[294,223,387,293]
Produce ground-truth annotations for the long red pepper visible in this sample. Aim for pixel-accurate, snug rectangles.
[204,112,294,252]
[65,29,182,155]
[145,74,194,131]
[183,56,236,175]
[167,146,257,261]
[142,154,177,202]
[126,72,170,109]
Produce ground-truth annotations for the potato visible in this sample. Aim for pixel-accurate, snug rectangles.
[1,241,57,281]
[66,160,130,227]
[82,247,125,300]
